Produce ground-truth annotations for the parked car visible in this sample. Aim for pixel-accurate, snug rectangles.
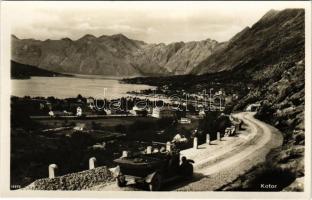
[113,151,194,191]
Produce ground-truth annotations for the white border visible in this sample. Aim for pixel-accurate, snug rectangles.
[0,1,311,199]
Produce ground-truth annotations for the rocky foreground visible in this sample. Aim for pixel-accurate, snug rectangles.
[24,166,114,190]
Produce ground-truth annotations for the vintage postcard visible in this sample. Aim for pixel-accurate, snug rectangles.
[0,1,311,199]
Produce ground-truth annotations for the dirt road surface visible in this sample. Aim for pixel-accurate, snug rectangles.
[90,112,283,191]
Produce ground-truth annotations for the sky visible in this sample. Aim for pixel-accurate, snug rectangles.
[3,1,308,44]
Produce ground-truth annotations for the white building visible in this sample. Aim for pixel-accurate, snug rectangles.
[73,123,85,131]
[172,133,188,143]
[104,109,111,115]
[130,105,147,116]
[48,110,54,117]
[198,109,206,118]
[151,107,175,118]
[179,118,191,124]
[76,107,82,117]
[151,107,161,118]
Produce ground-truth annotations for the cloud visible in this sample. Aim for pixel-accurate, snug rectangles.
[5,1,307,43]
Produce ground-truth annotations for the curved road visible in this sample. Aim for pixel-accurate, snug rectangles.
[90,112,283,191]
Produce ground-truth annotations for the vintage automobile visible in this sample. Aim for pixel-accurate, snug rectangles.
[113,151,193,191]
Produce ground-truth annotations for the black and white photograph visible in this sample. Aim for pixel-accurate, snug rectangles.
[0,0,311,198]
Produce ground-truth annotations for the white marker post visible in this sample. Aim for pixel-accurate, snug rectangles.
[89,157,97,169]
[166,141,171,152]
[234,124,238,132]
[122,151,128,158]
[217,132,221,141]
[193,137,198,149]
[224,128,229,137]
[206,134,210,144]
[48,164,58,179]
[231,125,236,135]
[146,146,152,154]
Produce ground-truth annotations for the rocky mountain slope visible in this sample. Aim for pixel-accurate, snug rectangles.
[213,9,305,191]
[132,39,219,75]
[11,34,218,76]
[192,9,304,76]
[219,59,305,191]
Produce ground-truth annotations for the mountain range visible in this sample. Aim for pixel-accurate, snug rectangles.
[11,33,219,76]
[11,8,304,79]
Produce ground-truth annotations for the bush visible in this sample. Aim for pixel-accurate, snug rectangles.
[244,165,296,191]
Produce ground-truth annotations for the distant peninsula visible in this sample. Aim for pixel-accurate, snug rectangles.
[11,60,72,79]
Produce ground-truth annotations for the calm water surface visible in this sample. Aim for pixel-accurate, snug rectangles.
[12,76,156,99]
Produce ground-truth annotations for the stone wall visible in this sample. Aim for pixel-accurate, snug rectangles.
[24,166,114,190]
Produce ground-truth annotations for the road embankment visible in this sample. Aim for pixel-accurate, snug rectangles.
[176,112,283,191]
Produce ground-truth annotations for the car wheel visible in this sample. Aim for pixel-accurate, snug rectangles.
[149,173,162,191]
[188,164,194,177]
[183,164,193,179]
[116,175,127,187]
